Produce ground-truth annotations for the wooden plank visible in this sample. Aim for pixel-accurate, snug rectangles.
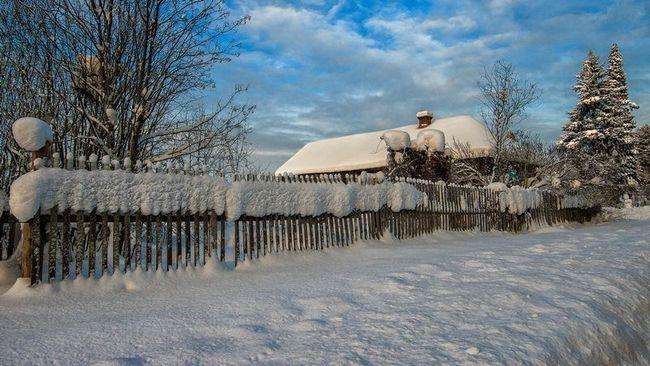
[145,215,152,270]
[220,216,226,262]
[75,212,84,278]
[203,213,210,265]
[273,215,280,253]
[256,217,262,258]
[175,212,182,270]
[184,214,191,267]
[194,213,200,266]
[123,212,131,272]
[61,210,71,279]
[234,220,240,266]
[209,212,217,261]
[155,216,163,270]
[48,207,58,281]
[134,212,142,271]
[27,217,39,284]
[112,212,121,275]
[262,218,269,256]
[166,213,173,271]
[100,212,109,276]
[88,212,97,277]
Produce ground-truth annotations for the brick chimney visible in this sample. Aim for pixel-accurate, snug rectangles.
[416,110,433,128]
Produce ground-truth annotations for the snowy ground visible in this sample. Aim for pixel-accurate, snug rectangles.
[0,209,648,365]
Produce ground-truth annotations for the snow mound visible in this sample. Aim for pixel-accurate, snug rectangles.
[486,182,508,192]
[226,180,425,220]
[8,168,426,222]
[414,129,445,152]
[9,168,228,222]
[381,130,411,150]
[12,117,53,151]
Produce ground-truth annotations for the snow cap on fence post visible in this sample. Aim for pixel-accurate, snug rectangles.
[12,117,53,152]
[102,155,111,170]
[66,153,74,170]
[123,157,132,172]
[52,152,60,168]
[88,154,98,170]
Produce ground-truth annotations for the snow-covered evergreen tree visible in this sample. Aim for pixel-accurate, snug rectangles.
[558,45,640,195]
[601,44,639,187]
[557,52,608,179]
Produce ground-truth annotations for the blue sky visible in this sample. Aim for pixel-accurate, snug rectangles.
[210,0,649,171]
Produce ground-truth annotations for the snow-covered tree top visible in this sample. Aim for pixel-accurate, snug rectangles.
[381,130,411,151]
[12,117,53,151]
[413,129,445,152]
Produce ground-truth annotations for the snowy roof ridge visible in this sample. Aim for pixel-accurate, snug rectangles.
[276,115,494,175]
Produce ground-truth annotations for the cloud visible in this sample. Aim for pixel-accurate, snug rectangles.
[210,0,650,171]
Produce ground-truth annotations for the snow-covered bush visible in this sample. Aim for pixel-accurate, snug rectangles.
[381,130,410,151]
[9,168,228,222]
[12,117,53,151]
[492,184,592,214]
[414,129,445,153]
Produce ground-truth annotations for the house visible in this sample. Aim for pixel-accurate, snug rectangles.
[276,111,495,176]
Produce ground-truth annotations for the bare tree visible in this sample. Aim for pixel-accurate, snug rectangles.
[0,0,254,190]
[478,61,540,183]
[448,140,490,186]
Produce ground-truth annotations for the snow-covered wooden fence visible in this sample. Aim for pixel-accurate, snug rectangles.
[2,155,599,285]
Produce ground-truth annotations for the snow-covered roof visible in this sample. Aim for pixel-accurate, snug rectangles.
[276,115,494,175]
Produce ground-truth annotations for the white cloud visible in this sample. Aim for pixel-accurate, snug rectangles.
[211,1,650,170]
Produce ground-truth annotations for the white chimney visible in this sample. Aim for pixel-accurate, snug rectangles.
[416,110,433,128]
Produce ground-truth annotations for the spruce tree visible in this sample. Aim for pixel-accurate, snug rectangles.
[602,43,639,187]
[557,52,608,180]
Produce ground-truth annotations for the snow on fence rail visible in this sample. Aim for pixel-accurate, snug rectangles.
[2,159,599,285]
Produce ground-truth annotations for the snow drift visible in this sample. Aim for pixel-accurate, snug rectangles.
[226,180,425,220]
[9,168,426,222]
[9,168,229,222]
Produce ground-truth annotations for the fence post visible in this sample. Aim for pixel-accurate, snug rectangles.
[20,140,50,284]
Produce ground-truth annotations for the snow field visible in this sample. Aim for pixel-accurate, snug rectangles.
[0,208,647,365]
